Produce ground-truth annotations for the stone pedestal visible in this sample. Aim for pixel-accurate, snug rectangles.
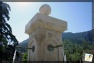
[25,4,67,61]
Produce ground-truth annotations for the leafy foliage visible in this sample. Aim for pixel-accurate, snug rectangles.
[0,1,18,61]
[22,52,28,63]
[63,39,93,61]
[0,1,18,46]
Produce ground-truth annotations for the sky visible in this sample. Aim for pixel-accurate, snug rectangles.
[5,2,92,43]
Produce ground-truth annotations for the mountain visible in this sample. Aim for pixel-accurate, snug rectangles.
[62,30,92,44]
[17,39,29,52]
[18,30,93,52]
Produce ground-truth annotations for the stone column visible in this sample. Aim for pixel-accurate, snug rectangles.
[25,4,67,61]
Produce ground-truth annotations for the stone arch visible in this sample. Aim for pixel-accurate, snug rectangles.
[28,36,38,61]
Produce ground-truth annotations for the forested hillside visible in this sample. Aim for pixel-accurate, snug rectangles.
[62,30,92,44]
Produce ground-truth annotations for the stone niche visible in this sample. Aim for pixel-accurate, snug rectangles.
[25,4,67,61]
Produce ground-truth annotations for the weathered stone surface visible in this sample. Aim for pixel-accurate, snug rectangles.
[28,28,63,61]
[25,13,67,35]
[39,4,51,15]
[25,4,67,61]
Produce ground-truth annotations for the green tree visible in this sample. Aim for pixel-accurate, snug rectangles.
[0,1,18,61]
[82,40,93,50]
[22,52,28,63]
[63,40,83,62]
[63,39,93,62]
